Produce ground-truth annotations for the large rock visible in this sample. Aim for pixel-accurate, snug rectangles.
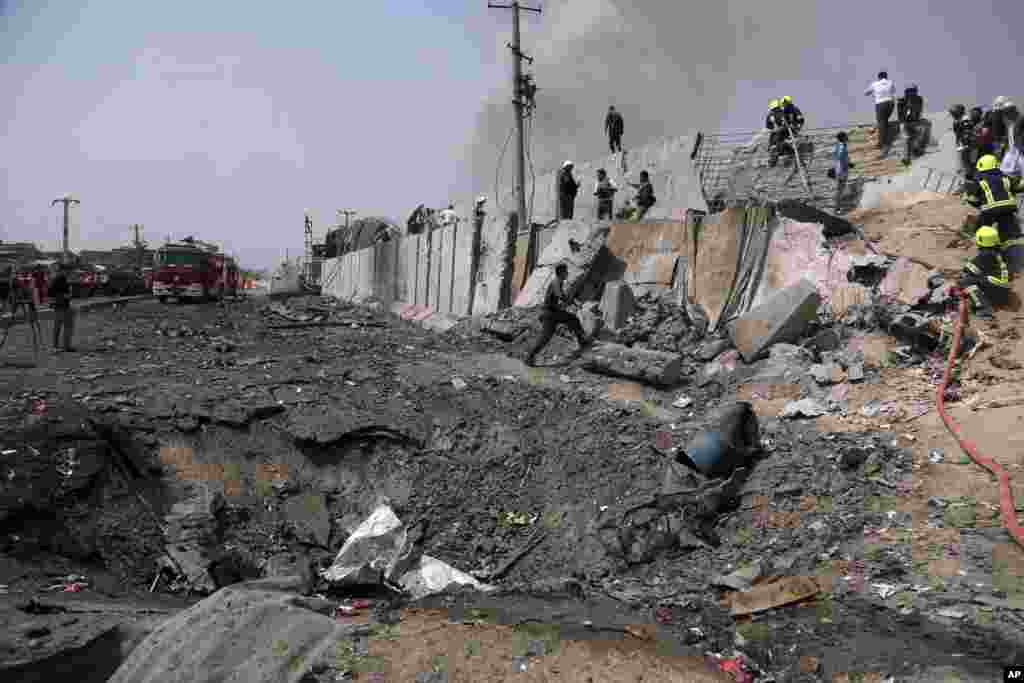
[600,280,636,330]
[730,279,821,363]
[580,342,683,386]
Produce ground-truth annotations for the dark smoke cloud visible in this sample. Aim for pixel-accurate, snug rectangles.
[458,0,819,202]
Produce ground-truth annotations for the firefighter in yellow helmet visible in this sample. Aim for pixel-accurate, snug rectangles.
[962,154,1024,272]
[780,95,805,135]
[958,225,1010,319]
[765,99,789,167]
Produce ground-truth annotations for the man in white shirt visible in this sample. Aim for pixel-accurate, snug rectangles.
[864,71,896,152]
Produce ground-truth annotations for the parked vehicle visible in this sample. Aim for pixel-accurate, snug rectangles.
[70,264,99,298]
[102,268,149,296]
[153,237,239,303]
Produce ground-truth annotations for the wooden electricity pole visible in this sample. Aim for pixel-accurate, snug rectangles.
[51,194,80,260]
[490,1,541,305]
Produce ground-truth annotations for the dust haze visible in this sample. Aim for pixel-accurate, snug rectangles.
[458,0,819,206]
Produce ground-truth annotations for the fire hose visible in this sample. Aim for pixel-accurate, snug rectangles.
[936,287,1024,550]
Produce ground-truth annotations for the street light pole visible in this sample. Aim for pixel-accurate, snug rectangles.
[51,194,80,261]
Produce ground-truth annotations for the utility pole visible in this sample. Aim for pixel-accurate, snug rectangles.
[131,224,145,269]
[51,194,80,261]
[490,1,541,305]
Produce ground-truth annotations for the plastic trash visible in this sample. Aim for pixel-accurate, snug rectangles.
[678,402,759,477]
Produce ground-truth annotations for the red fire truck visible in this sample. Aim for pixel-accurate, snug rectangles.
[153,237,240,303]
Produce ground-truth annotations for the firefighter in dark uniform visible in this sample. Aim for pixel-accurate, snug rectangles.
[958,226,1010,319]
[963,154,1024,272]
[780,96,804,135]
[766,99,790,168]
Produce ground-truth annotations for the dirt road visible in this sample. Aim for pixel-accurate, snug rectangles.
[0,295,1018,681]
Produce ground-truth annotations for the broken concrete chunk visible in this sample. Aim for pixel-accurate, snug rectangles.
[578,302,605,339]
[580,342,683,386]
[600,280,636,331]
[730,279,821,363]
[809,363,845,385]
[696,338,732,362]
[780,398,828,419]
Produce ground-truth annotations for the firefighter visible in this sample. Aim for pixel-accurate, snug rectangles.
[963,154,1024,271]
[780,96,804,135]
[47,260,75,352]
[958,226,1010,320]
[524,262,591,367]
[765,99,790,168]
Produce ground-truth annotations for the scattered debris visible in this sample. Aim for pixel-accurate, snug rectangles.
[672,394,694,409]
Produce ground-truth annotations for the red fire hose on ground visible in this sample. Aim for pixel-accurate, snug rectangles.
[936,290,1024,550]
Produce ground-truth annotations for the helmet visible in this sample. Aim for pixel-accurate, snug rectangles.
[976,226,1000,248]
[781,96,793,104]
[976,154,1000,172]
[769,99,780,109]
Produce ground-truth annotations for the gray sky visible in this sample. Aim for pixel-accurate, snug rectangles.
[2,0,1021,270]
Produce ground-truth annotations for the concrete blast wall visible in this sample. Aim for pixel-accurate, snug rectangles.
[323,217,487,318]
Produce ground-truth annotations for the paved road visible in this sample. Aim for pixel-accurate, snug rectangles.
[1,294,150,322]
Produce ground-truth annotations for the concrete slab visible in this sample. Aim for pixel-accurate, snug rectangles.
[730,278,821,363]
[600,280,636,330]
[688,208,744,329]
[515,220,610,308]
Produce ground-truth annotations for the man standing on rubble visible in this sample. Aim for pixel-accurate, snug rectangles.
[605,106,624,154]
[963,154,1024,271]
[524,262,591,367]
[594,168,618,220]
[958,226,1010,320]
[558,161,580,220]
[897,84,926,165]
[864,71,896,153]
[950,105,977,179]
[48,260,75,352]
[831,132,851,213]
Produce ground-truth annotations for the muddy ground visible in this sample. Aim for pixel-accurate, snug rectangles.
[0,293,1020,681]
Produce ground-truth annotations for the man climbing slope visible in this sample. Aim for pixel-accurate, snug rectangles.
[864,71,896,153]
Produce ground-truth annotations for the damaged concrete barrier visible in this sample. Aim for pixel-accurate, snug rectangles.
[730,278,821,363]
[600,280,636,330]
[515,220,610,308]
[580,342,683,386]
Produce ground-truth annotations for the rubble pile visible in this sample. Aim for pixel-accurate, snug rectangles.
[613,291,695,353]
